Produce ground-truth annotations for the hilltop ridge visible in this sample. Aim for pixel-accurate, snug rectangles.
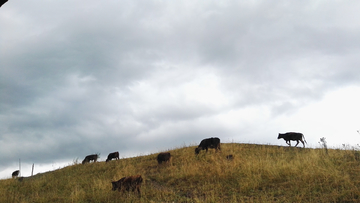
[1,143,360,202]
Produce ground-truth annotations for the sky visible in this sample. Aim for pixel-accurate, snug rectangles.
[1,0,360,179]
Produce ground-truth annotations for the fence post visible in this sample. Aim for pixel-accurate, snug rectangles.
[31,164,34,176]
[19,158,21,177]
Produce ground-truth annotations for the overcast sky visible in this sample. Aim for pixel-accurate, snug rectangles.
[1,0,360,179]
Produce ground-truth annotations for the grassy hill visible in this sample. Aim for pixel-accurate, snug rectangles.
[1,143,360,202]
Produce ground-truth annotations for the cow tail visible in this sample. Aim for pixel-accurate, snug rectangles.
[303,134,307,144]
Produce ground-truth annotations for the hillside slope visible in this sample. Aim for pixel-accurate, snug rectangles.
[1,143,360,202]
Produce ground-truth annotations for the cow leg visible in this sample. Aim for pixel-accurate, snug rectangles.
[286,140,291,146]
[205,147,208,152]
[300,140,305,148]
[294,140,299,147]
[136,186,141,195]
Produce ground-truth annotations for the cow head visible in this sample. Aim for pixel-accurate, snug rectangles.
[195,147,201,155]
[111,177,125,191]
[277,133,283,139]
[111,181,119,191]
[111,180,122,191]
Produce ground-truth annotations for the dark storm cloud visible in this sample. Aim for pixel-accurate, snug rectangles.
[1,0,360,178]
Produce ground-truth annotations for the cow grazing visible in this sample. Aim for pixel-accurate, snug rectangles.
[278,132,307,148]
[157,152,171,164]
[82,154,99,164]
[106,151,119,162]
[12,170,20,178]
[195,137,221,155]
[111,175,143,196]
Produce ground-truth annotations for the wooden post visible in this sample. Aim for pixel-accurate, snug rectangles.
[19,158,21,177]
[31,164,34,176]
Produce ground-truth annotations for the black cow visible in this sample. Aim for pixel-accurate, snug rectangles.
[12,170,19,178]
[0,0,8,8]
[195,137,221,154]
[157,152,171,164]
[111,175,143,196]
[82,154,99,164]
[278,132,307,148]
[106,151,119,162]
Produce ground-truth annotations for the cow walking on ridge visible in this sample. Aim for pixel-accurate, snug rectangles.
[278,132,307,148]
[157,152,171,164]
[82,154,99,164]
[111,175,143,196]
[195,137,221,155]
[106,152,119,162]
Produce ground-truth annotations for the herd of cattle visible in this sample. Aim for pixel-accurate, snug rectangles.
[106,137,224,196]
[108,133,306,196]
[12,132,306,196]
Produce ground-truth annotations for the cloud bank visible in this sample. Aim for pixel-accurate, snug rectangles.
[1,0,360,178]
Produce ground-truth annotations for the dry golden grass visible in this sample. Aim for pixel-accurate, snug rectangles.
[1,143,360,202]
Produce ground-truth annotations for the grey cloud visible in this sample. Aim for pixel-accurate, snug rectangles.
[1,0,360,178]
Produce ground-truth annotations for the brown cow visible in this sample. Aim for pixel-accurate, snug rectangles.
[82,154,99,164]
[106,151,119,162]
[111,175,143,196]
[157,152,171,164]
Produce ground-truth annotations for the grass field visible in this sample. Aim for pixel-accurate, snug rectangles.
[1,143,360,202]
